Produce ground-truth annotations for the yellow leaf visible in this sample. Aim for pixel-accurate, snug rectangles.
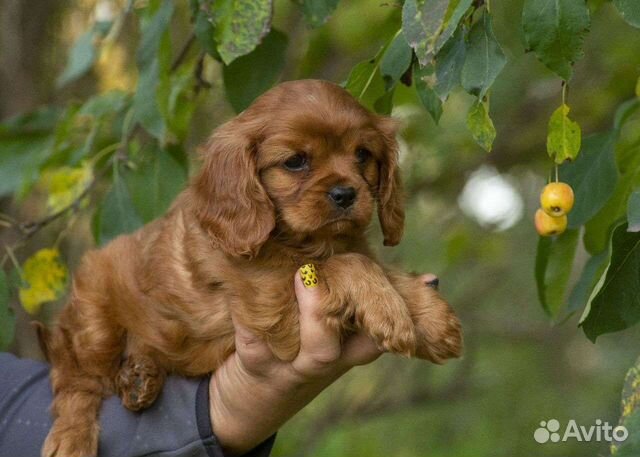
[45,163,93,213]
[467,99,496,152]
[97,42,135,92]
[547,103,582,164]
[19,248,68,315]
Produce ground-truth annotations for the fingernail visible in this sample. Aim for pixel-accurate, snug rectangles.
[299,264,319,288]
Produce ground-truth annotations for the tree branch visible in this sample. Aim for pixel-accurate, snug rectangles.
[171,33,196,72]
[0,125,141,267]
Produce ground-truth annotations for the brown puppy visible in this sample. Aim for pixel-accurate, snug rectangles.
[41,80,462,457]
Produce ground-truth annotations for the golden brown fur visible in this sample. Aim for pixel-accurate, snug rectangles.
[41,80,462,457]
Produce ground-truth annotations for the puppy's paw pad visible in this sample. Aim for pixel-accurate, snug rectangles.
[116,356,164,411]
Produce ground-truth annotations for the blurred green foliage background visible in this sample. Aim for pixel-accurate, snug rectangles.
[0,0,639,456]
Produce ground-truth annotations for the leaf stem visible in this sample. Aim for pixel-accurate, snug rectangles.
[3,245,22,276]
[90,142,122,167]
[359,31,400,100]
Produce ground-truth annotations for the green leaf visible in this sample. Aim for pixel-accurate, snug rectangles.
[402,0,450,67]
[300,0,340,27]
[380,33,413,91]
[414,63,443,124]
[136,0,175,69]
[584,186,632,254]
[133,59,166,140]
[0,136,53,197]
[466,99,496,152]
[547,103,581,164]
[434,0,472,52]
[581,223,640,341]
[194,11,220,59]
[583,141,640,253]
[223,29,288,113]
[0,106,60,135]
[344,51,388,113]
[610,356,640,457]
[79,90,130,119]
[94,168,143,246]
[434,26,466,101]
[374,88,395,115]
[126,147,187,223]
[613,0,640,28]
[165,69,198,141]
[461,12,506,99]
[559,132,618,228]
[209,0,274,65]
[522,0,590,81]
[133,0,174,140]
[0,270,15,351]
[535,229,580,317]
[614,98,640,131]
[567,249,610,314]
[627,189,640,232]
[57,28,98,87]
[0,108,58,195]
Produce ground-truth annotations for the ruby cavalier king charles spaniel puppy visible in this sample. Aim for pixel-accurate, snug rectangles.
[39,79,462,457]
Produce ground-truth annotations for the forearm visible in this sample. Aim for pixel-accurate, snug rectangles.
[0,353,273,457]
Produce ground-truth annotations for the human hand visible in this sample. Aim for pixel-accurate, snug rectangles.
[208,267,382,455]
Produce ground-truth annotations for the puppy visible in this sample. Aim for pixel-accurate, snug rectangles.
[40,79,462,457]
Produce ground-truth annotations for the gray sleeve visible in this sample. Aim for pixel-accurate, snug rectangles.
[0,353,275,457]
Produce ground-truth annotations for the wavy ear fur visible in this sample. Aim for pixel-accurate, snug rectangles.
[376,117,405,246]
[191,120,275,257]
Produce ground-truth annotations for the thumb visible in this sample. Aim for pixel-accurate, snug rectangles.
[294,264,342,373]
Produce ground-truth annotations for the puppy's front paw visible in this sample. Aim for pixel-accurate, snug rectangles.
[42,418,99,457]
[410,281,463,363]
[115,355,165,411]
[360,288,417,357]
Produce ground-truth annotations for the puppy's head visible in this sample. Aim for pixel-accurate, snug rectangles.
[192,80,404,257]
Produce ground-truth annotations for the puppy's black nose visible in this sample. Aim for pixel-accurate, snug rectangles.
[328,186,356,209]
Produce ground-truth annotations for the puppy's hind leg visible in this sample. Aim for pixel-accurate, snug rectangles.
[42,303,125,457]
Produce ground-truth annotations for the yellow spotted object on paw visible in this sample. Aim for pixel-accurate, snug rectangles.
[19,248,68,315]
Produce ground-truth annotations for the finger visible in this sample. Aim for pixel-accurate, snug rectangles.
[293,265,342,374]
[231,314,276,372]
[341,332,382,367]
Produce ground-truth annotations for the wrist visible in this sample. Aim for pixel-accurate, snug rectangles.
[208,353,342,455]
[208,354,296,455]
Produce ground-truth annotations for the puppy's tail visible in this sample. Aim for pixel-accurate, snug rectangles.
[31,321,51,361]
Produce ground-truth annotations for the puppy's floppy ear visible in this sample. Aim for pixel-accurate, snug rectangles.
[191,120,275,257]
[376,117,405,246]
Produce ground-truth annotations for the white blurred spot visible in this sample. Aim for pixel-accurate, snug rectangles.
[458,166,523,231]
[95,1,116,22]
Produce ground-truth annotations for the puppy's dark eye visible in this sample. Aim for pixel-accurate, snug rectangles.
[356,148,371,164]
[283,153,308,171]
